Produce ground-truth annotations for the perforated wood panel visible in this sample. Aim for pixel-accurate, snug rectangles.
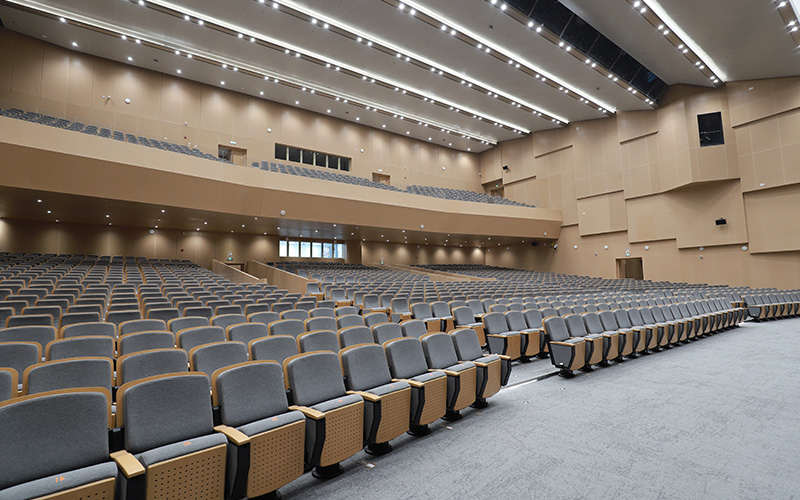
[418,376,447,426]
[35,477,115,500]
[246,419,305,498]
[523,331,541,357]
[145,444,226,500]
[319,402,364,467]
[587,337,604,365]
[452,367,476,412]
[606,334,620,360]
[374,387,411,444]
[480,360,502,399]
[570,342,586,370]
[474,325,486,346]
[506,334,521,361]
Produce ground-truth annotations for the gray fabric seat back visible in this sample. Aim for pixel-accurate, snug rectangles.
[364,312,389,327]
[450,329,483,361]
[271,302,294,314]
[504,311,527,331]
[421,333,459,369]
[598,311,620,331]
[556,306,573,316]
[244,303,271,315]
[540,307,559,319]
[184,306,213,318]
[285,351,346,406]
[337,314,364,329]
[118,349,189,385]
[148,308,180,322]
[280,309,309,321]
[384,338,428,379]
[651,307,668,322]
[177,326,226,352]
[309,307,335,318]
[0,342,40,380]
[363,294,381,309]
[482,312,509,335]
[640,308,657,324]
[544,316,570,342]
[0,325,56,351]
[452,306,475,326]
[211,314,247,330]
[340,344,393,391]
[298,330,339,353]
[0,390,110,491]
[305,316,336,332]
[25,357,113,395]
[119,319,167,336]
[0,368,15,402]
[7,314,53,327]
[248,311,280,327]
[373,322,403,344]
[168,316,210,334]
[431,301,451,318]
[106,310,142,327]
[614,309,634,328]
[121,373,214,454]
[627,308,646,327]
[523,309,544,329]
[339,326,375,347]
[490,304,508,313]
[215,361,291,427]
[249,336,299,364]
[60,322,117,340]
[335,306,359,317]
[411,303,433,319]
[449,300,467,310]
[582,313,605,334]
[227,322,268,344]
[392,298,410,314]
[400,319,428,338]
[268,319,305,338]
[47,336,115,360]
[191,341,248,377]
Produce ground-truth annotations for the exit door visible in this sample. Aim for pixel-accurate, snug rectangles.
[617,257,644,280]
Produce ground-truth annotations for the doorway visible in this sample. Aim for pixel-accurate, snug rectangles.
[372,172,391,185]
[617,257,644,280]
[218,145,247,166]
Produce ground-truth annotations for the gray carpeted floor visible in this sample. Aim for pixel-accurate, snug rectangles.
[279,319,800,500]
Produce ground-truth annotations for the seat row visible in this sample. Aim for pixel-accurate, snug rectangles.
[0,327,508,499]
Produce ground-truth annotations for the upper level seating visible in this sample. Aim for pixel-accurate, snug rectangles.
[0,107,229,164]
[256,161,402,192]
[405,184,533,207]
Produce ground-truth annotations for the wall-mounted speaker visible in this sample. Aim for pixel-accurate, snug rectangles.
[530,241,538,247]
[502,165,509,171]
[715,218,727,226]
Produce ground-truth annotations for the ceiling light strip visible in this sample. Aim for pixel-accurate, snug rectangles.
[392,0,615,114]
[629,0,727,83]
[9,1,496,146]
[259,0,563,125]
[780,1,800,47]
[144,0,529,134]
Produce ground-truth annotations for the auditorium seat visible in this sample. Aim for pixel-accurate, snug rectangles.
[115,373,228,499]
[420,333,476,420]
[116,349,189,385]
[119,319,167,336]
[339,325,375,348]
[297,330,340,353]
[383,337,447,436]
[176,326,226,353]
[504,310,541,360]
[189,341,248,377]
[339,343,411,455]
[0,388,117,499]
[452,306,486,345]
[0,325,56,352]
[411,302,441,333]
[543,316,586,377]
[249,335,299,364]
[211,361,305,500]
[168,316,209,334]
[0,368,16,402]
[283,351,364,479]
[22,357,113,396]
[372,322,404,344]
[481,312,522,361]
[450,328,509,403]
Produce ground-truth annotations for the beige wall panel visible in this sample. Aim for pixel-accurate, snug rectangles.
[669,180,748,249]
[200,88,221,131]
[577,191,627,236]
[617,110,658,143]
[479,145,502,182]
[744,184,800,253]
[11,37,43,98]
[137,70,162,121]
[40,45,70,104]
[0,28,16,93]
[626,194,676,243]
[533,127,572,157]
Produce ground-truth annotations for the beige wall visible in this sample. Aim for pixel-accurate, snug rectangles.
[0,28,481,192]
[361,241,485,267]
[482,80,800,289]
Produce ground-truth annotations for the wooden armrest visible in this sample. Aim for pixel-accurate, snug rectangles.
[392,378,423,388]
[288,405,325,420]
[468,361,489,368]
[110,450,145,478]
[430,368,462,377]
[497,354,511,361]
[214,425,250,446]
[550,341,582,347]
[347,390,380,402]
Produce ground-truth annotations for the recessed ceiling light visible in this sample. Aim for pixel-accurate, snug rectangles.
[176,69,182,74]
[127,56,133,61]
[71,42,78,47]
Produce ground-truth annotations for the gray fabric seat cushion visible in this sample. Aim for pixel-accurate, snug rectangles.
[136,433,227,468]
[409,371,446,384]
[0,462,117,500]
[366,380,410,397]
[310,393,363,413]
[237,410,305,437]
[444,361,475,373]
[473,355,499,364]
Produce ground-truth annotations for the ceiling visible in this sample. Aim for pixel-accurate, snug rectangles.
[4,0,792,155]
